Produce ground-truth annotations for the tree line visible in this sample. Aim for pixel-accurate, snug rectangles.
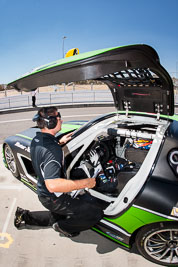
[1,78,178,92]
[0,80,104,91]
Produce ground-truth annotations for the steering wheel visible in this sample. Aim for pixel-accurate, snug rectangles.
[95,142,110,164]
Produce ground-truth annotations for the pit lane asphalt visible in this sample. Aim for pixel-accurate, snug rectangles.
[0,106,168,267]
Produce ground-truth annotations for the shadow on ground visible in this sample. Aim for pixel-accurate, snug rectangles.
[18,224,139,255]
[71,229,139,255]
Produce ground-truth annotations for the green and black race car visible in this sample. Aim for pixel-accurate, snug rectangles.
[3,44,178,266]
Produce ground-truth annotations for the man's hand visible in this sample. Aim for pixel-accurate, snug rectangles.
[59,132,73,145]
[70,178,96,198]
[84,178,96,189]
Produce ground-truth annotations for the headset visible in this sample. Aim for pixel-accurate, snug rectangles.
[33,108,61,129]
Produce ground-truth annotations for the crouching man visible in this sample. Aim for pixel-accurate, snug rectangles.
[14,106,104,237]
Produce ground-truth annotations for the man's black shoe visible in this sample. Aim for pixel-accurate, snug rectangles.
[52,222,79,237]
[14,207,26,229]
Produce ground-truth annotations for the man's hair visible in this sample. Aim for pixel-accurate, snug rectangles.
[37,106,58,129]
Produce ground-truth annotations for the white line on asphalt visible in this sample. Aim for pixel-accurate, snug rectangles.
[0,118,32,123]
[0,113,103,124]
[0,198,16,241]
[0,185,26,190]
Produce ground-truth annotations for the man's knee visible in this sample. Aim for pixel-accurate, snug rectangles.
[86,205,104,224]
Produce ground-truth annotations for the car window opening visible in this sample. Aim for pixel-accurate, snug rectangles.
[66,115,168,213]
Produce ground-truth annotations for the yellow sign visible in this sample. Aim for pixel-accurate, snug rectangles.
[65,48,79,58]
[0,233,13,248]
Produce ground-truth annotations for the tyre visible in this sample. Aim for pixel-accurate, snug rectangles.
[4,144,20,179]
[136,222,178,266]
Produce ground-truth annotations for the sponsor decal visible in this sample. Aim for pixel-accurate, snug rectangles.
[171,207,178,217]
[15,142,30,153]
[106,231,124,241]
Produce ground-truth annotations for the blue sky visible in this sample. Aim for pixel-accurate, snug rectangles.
[0,0,178,84]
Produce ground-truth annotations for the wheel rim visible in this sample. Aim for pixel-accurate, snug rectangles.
[5,146,17,174]
[144,228,178,264]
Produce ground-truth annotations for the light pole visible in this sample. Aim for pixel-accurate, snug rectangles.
[62,36,67,58]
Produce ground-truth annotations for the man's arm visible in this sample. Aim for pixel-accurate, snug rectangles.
[45,177,96,193]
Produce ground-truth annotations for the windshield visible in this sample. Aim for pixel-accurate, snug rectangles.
[72,113,116,139]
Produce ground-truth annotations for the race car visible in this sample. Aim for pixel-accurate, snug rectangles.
[3,44,178,266]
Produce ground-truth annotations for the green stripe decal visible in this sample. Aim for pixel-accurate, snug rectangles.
[21,178,37,191]
[15,125,81,138]
[105,206,173,234]
[12,45,126,82]
[117,110,178,121]
[61,125,81,133]
[16,134,33,140]
[2,146,8,167]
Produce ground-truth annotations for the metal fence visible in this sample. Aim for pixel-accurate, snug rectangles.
[0,90,113,110]
[0,88,177,111]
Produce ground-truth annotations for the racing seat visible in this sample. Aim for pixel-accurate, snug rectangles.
[116,146,147,193]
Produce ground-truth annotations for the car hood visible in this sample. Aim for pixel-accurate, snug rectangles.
[8,44,174,116]
[12,121,86,142]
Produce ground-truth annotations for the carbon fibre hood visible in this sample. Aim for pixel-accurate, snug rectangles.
[8,44,174,116]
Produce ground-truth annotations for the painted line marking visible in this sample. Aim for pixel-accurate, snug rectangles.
[0,118,32,123]
[0,113,103,124]
[0,233,13,248]
[0,198,16,241]
[0,185,26,190]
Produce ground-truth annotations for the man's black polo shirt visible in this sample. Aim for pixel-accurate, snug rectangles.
[30,132,64,198]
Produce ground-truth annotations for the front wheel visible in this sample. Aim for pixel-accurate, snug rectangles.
[136,222,178,266]
[4,144,20,179]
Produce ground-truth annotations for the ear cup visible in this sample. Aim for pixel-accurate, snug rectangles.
[46,116,58,129]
